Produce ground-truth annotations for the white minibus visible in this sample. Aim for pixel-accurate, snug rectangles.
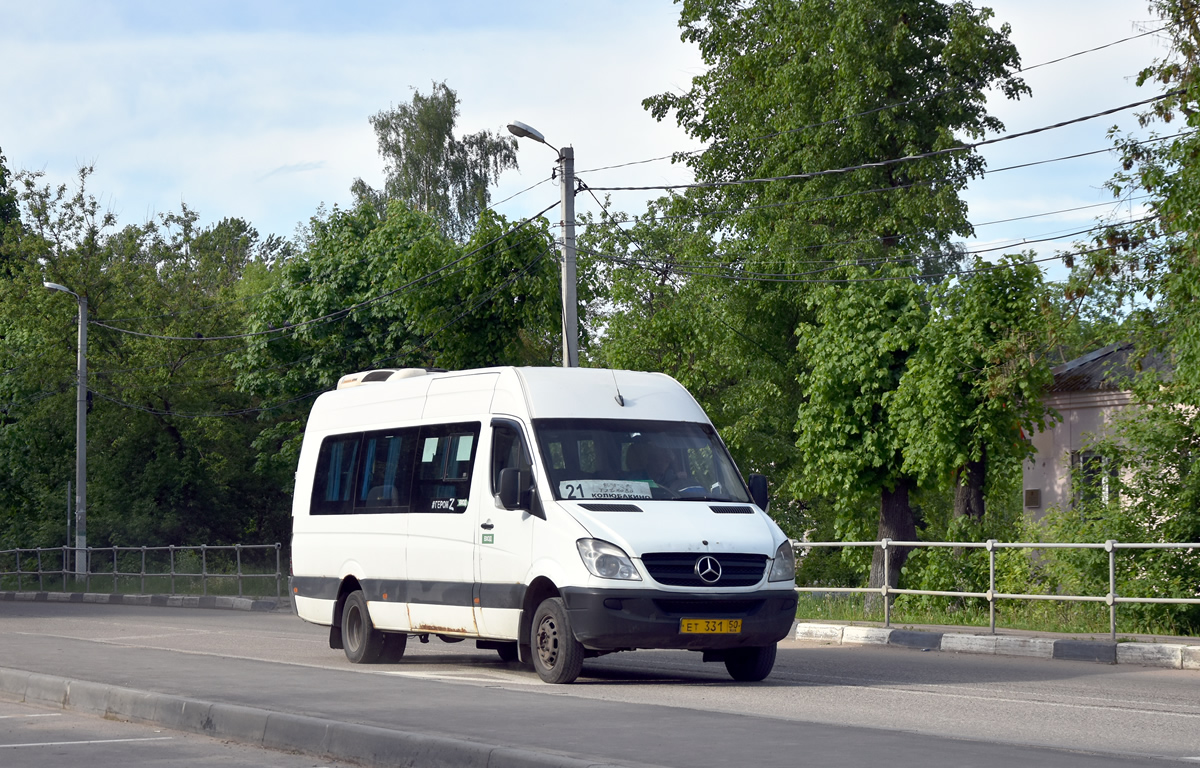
[289,366,798,683]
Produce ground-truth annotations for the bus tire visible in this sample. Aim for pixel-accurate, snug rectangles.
[341,590,385,664]
[531,598,584,684]
[724,643,777,682]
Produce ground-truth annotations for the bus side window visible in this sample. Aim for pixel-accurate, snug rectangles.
[491,422,532,495]
[357,429,417,512]
[413,423,480,514]
[311,435,361,515]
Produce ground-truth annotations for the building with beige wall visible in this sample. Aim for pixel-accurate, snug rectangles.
[1022,343,1166,520]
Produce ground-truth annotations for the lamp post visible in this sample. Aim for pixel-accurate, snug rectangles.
[506,120,578,368]
[43,281,87,576]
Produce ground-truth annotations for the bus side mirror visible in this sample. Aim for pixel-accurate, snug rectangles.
[748,474,769,512]
[498,468,525,510]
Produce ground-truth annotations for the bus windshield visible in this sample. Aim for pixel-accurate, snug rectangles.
[532,419,752,503]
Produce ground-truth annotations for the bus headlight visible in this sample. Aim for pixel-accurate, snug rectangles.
[768,540,796,582]
[577,539,642,581]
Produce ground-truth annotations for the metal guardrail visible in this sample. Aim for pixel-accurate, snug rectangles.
[794,539,1200,640]
[0,544,282,600]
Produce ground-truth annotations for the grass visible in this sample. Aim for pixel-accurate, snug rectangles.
[796,592,1193,637]
[0,572,282,599]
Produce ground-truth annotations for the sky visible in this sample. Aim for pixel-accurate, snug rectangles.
[0,1,1174,283]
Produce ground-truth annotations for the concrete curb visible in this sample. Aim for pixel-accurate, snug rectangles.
[795,622,1200,670]
[0,666,649,768]
[0,590,282,612]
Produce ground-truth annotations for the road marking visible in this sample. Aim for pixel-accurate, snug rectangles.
[797,677,1200,720]
[0,737,173,749]
[783,669,1200,718]
[0,714,61,720]
[382,670,540,685]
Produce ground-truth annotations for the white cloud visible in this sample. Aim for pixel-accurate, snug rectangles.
[0,0,1172,265]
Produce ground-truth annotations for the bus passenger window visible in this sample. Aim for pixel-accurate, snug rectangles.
[311,435,361,515]
[412,423,480,513]
[357,430,416,511]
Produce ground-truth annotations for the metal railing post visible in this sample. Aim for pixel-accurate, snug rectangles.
[236,544,243,597]
[141,546,146,595]
[987,539,997,635]
[15,549,20,592]
[37,549,44,591]
[112,547,118,593]
[275,543,281,601]
[882,539,891,628]
[1107,539,1117,640]
[201,545,207,597]
[169,545,175,595]
[85,547,91,592]
[62,546,68,591]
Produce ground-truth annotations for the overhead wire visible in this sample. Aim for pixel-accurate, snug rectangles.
[86,245,557,419]
[568,125,1179,264]
[585,240,1139,286]
[584,92,1181,193]
[582,214,1159,283]
[574,25,1172,177]
[85,222,554,381]
[75,225,560,416]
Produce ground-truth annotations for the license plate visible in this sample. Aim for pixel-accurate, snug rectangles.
[680,618,742,634]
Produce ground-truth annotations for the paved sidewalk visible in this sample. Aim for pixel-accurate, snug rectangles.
[0,666,644,768]
[795,620,1200,670]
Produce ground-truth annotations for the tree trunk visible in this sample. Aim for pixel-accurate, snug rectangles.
[866,478,917,613]
[953,446,986,520]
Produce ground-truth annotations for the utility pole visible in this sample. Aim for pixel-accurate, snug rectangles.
[74,295,87,575]
[44,282,87,576]
[507,121,579,367]
[558,147,578,368]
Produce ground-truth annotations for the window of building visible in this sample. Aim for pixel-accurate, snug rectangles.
[1071,450,1118,507]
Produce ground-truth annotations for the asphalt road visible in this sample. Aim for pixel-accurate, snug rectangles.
[0,602,1197,767]
[0,694,354,768]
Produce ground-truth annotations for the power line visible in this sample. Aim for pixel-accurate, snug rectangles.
[972,195,1151,229]
[574,25,1171,177]
[1017,24,1168,74]
[585,92,1180,194]
[983,129,1199,176]
[89,388,323,419]
[583,215,1159,284]
[86,246,557,419]
[489,175,555,209]
[572,131,1174,246]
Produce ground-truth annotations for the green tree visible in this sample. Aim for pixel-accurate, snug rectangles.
[582,196,816,539]
[794,267,927,590]
[1030,0,1200,634]
[0,147,18,247]
[352,82,518,241]
[0,167,290,549]
[237,201,562,479]
[893,255,1056,520]
[642,0,1029,589]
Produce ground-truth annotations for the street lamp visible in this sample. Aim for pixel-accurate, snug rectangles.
[43,281,88,576]
[507,120,579,368]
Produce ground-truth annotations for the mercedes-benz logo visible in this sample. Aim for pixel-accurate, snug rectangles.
[695,555,722,583]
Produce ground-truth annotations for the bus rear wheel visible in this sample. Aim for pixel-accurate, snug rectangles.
[342,590,385,664]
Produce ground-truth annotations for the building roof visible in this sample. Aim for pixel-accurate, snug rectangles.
[1050,342,1171,393]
